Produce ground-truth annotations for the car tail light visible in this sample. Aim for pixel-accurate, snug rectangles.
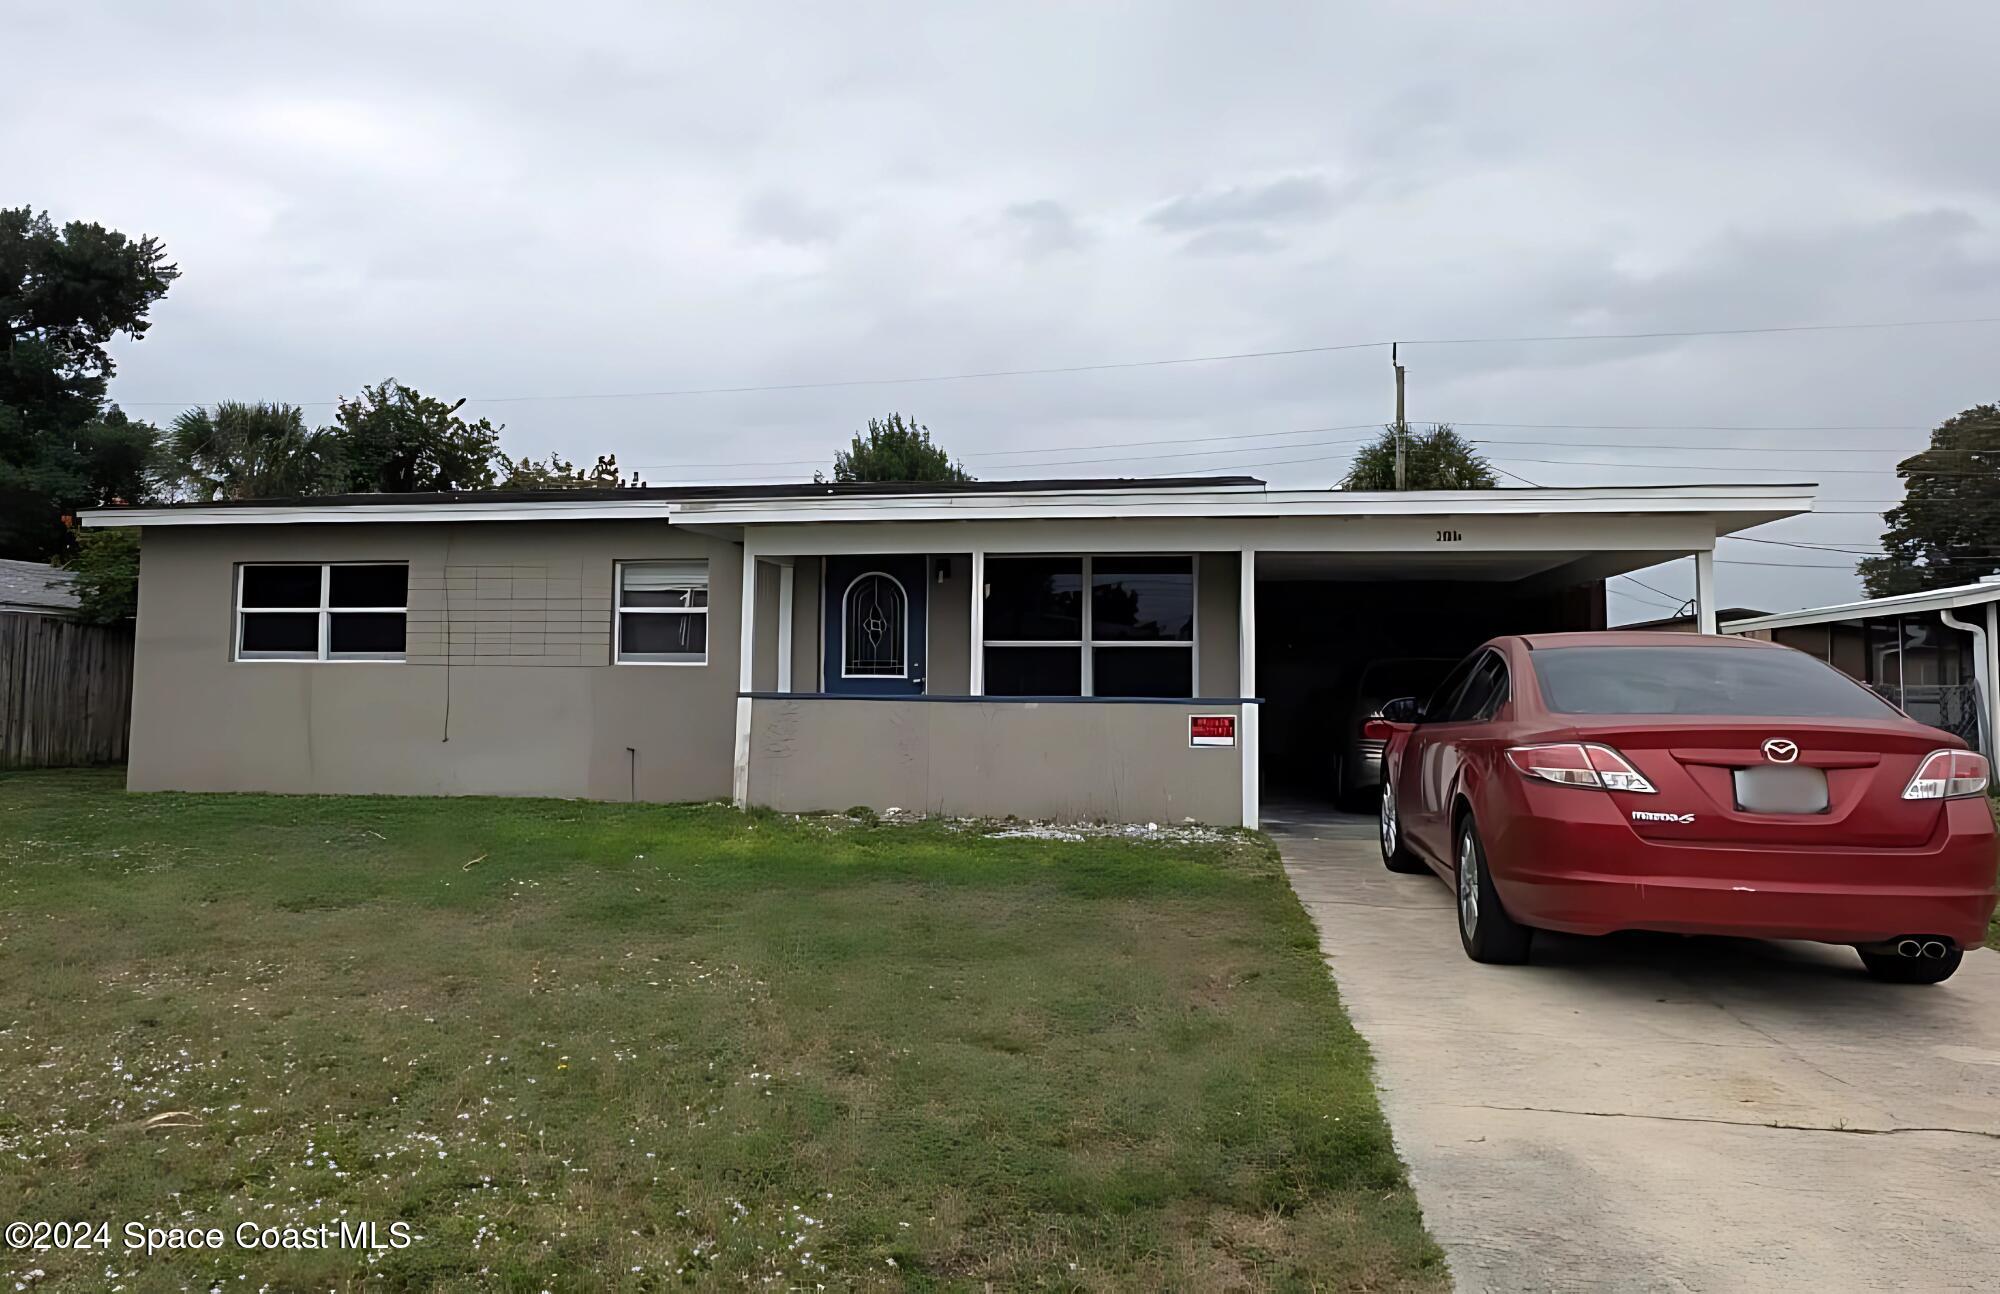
[1902,749,1990,800]
[1506,743,1657,793]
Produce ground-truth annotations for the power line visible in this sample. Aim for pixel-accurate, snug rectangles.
[1470,438,1912,455]
[110,314,2000,408]
[629,422,1385,473]
[1449,420,1927,432]
[1613,588,1689,614]
[1616,572,1690,606]
[1725,535,1884,556]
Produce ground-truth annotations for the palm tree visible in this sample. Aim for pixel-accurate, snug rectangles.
[161,402,334,500]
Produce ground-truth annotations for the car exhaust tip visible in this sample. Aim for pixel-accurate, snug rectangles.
[1921,940,1951,960]
[1897,938,1924,958]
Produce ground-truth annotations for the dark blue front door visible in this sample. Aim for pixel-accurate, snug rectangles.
[823,556,927,694]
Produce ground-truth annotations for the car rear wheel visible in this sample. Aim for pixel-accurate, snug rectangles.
[1456,814,1533,964]
[1379,787,1426,873]
[1858,947,1963,985]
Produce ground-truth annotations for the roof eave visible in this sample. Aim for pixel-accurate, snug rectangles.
[1724,582,2000,634]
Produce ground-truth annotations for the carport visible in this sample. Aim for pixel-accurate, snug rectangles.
[1257,547,1625,800]
[694,479,1815,827]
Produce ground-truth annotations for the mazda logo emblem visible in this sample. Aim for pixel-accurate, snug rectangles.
[1762,738,1799,764]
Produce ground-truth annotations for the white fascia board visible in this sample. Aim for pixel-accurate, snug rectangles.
[1724,581,2000,634]
[673,486,1816,527]
[81,483,1815,530]
[79,498,688,528]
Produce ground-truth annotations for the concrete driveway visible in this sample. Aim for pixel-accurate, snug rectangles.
[1267,803,2000,1293]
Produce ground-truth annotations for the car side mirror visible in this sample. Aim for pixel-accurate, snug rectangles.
[1361,717,1396,741]
[1377,696,1422,725]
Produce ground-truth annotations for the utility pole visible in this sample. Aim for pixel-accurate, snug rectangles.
[1392,342,1408,490]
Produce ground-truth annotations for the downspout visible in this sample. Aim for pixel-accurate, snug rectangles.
[1938,606,1990,757]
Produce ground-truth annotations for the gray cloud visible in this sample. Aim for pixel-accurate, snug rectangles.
[11,0,2000,620]
[740,191,842,246]
[1181,228,1286,257]
[1146,174,1338,232]
[1005,200,1088,257]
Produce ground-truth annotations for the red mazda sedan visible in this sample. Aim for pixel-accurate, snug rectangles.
[1368,632,1999,983]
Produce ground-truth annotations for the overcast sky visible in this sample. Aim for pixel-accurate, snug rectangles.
[14,1,2000,620]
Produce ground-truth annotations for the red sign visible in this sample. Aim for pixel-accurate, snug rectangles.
[1189,714,1236,747]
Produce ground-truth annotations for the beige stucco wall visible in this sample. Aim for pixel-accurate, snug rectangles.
[927,554,972,693]
[747,696,1245,823]
[1195,552,1241,696]
[127,521,741,801]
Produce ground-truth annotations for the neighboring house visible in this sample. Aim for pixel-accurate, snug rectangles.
[1726,578,2000,757]
[0,558,133,769]
[1618,606,1766,632]
[0,558,80,616]
[82,475,1812,826]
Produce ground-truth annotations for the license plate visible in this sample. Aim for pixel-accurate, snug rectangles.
[1733,765,1828,814]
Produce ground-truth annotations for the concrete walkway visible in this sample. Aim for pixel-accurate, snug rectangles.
[1266,803,2000,1293]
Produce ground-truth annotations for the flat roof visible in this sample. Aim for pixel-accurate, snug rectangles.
[84,474,1266,513]
[80,478,1819,530]
[1724,579,2000,634]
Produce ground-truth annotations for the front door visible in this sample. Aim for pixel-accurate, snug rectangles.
[823,556,927,695]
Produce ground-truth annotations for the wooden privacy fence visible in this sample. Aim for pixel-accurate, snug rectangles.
[0,614,134,768]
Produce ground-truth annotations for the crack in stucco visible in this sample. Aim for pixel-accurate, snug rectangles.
[1463,1102,2000,1141]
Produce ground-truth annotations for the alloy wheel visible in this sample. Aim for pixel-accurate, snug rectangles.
[1458,829,1479,936]
[1380,790,1397,855]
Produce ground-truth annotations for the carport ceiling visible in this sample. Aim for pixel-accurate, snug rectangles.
[1256,550,1688,583]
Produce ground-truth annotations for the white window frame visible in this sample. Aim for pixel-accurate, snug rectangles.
[234,561,408,664]
[981,554,1198,697]
[839,570,911,680]
[615,559,710,666]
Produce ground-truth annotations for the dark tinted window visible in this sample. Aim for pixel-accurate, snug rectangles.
[328,612,407,655]
[984,646,1082,696]
[1092,646,1193,698]
[1423,656,1477,720]
[620,612,706,657]
[328,564,408,608]
[1090,558,1193,641]
[240,612,317,654]
[985,558,1083,641]
[1532,646,1900,718]
[241,565,321,608]
[1445,653,1508,722]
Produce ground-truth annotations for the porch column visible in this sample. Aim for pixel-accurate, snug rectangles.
[1988,602,2000,759]
[1693,548,1718,635]
[732,546,758,809]
[1239,549,1259,830]
[775,559,795,693]
[969,549,986,695]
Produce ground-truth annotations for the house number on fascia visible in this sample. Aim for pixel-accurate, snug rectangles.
[1435,529,1464,543]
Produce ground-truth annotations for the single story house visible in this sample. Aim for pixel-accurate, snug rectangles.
[83,475,1813,827]
[0,558,81,616]
[1616,606,1767,632]
[1725,577,2000,757]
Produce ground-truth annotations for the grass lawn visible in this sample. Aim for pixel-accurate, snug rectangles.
[0,770,1440,1292]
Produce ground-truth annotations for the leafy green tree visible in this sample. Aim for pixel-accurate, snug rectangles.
[1,207,176,558]
[1342,423,1496,490]
[499,451,645,489]
[821,413,970,483]
[62,526,141,623]
[1860,404,2000,596]
[161,401,334,500]
[329,380,501,493]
